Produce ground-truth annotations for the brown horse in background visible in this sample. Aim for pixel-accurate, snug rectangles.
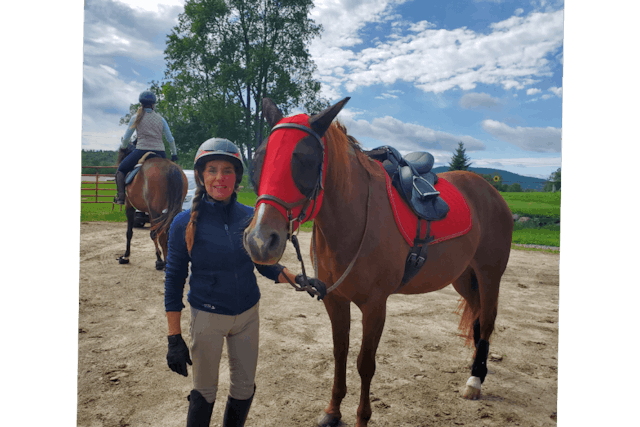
[243,98,513,426]
[116,146,188,270]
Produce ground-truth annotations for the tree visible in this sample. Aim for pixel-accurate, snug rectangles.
[162,0,328,177]
[448,142,472,171]
[479,173,507,192]
[543,167,561,192]
[507,182,523,192]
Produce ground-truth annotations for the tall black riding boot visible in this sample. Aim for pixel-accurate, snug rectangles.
[222,387,255,427]
[114,171,126,205]
[186,389,215,427]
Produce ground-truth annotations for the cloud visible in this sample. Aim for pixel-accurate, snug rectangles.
[375,89,405,99]
[338,109,486,153]
[548,86,563,97]
[526,88,542,95]
[311,3,563,97]
[481,119,561,152]
[459,92,502,110]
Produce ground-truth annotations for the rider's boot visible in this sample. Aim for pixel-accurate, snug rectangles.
[114,171,125,205]
[186,390,215,427]
[222,386,255,427]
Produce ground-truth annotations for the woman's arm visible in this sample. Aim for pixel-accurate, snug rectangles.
[167,311,182,336]
[278,267,297,285]
[121,114,137,148]
[162,117,177,156]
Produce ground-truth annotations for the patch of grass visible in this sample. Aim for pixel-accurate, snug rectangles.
[511,244,559,254]
[501,191,561,218]
[511,228,560,247]
[81,203,127,223]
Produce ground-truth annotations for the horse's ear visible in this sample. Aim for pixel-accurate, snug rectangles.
[309,97,351,137]
[262,98,283,129]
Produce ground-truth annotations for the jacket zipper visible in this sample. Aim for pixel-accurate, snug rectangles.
[224,223,241,303]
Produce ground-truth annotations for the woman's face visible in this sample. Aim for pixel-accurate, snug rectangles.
[201,159,236,202]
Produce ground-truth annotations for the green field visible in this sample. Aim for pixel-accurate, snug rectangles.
[500,191,561,218]
[81,180,558,246]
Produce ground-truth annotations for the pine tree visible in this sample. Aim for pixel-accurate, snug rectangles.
[448,142,472,171]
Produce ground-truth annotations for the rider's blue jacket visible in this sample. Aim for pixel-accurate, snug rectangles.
[164,193,283,315]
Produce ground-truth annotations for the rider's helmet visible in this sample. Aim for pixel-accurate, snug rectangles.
[139,90,157,106]
[194,138,245,186]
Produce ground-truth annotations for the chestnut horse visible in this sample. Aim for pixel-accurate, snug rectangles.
[116,146,188,270]
[244,98,513,427]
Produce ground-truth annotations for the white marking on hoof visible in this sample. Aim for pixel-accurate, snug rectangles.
[463,376,482,400]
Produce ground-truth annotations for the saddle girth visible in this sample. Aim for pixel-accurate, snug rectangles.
[401,219,434,285]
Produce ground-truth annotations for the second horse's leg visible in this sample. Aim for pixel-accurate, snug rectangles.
[119,205,135,264]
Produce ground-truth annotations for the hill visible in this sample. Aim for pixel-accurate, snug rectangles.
[432,167,547,191]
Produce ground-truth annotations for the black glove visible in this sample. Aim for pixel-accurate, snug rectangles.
[167,334,192,376]
[171,154,178,162]
[295,274,327,300]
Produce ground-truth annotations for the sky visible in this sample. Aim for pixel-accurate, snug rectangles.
[82,0,564,180]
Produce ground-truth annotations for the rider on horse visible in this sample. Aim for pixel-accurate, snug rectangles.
[115,90,179,204]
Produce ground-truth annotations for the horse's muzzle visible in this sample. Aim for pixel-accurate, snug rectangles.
[243,226,285,265]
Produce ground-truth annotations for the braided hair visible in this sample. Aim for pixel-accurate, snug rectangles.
[185,184,206,256]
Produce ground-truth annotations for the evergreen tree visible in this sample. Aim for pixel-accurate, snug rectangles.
[448,142,472,171]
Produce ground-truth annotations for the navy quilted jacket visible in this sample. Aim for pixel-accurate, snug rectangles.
[164,193,282,315]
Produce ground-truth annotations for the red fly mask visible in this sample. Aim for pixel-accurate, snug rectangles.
[252,97,350,233]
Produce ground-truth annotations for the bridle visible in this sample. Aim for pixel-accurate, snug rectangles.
[255,122,372,300]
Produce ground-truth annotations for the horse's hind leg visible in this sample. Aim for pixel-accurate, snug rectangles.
[148,211,165,270]
[149,228,164,270]
[119,206,135,264]
[318,293,351,427]
[452,266,500,400]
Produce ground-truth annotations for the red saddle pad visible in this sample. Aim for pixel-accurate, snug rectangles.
[381,163,472,245]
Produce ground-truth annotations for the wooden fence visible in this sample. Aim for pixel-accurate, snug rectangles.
[81,165,118,204]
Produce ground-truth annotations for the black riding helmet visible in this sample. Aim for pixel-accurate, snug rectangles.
[194,138,245,186]
[139,90,157,106]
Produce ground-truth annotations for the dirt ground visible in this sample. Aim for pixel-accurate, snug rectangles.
[78,222,559,427]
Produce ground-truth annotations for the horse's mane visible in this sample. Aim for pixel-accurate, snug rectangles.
[324,121,384,195]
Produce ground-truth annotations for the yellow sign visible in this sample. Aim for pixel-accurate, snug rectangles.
[493,175,500,182]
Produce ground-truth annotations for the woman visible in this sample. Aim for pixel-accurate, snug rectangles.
[163,138,313,427]
[115,90,179,204]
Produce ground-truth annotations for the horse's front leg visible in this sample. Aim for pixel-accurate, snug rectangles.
[355,297,387,427]
[318,293,351,427]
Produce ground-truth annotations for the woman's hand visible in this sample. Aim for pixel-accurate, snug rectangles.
[167,334,192,376]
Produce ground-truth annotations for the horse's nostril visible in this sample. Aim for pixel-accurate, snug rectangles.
[267,232,280,251]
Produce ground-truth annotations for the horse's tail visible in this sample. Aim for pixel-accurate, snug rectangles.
[455,297,478,348]
[150,164,186,239]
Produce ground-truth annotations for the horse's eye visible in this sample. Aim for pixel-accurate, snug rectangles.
[291,135,323,198]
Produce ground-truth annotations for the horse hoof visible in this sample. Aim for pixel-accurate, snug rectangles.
[155,261,165,270]
[318,413,345,427]
[463,376,482,400]
[118,257,129,264]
